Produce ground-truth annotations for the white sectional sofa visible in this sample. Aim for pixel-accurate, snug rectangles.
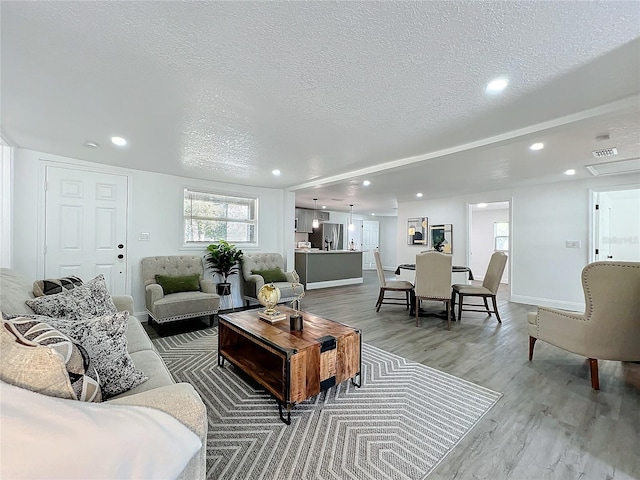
[0,268,208,479]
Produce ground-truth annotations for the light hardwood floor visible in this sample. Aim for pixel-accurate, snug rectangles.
[299,270,640,480]
[151,270,640,480]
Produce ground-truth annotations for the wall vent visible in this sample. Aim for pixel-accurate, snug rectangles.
[591,147,618,158]
[586,158,640,176]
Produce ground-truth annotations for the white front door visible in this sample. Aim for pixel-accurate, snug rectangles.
[594,188,640,262]
[45,166,128,294]
[362,220,379,269]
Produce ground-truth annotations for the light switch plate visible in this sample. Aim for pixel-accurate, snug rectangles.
[139,232,150,241]
[565,240,581,248]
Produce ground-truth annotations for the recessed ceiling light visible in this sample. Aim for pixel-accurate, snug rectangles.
[371,213,376,216]
[530,142,544,151]
[111,136,127,146]
[362,180,371,186]
[485,77,509,94]
[271,169,281,176]
[477,203,488,208]
[322,205,326,209]
[564,169,576,176]
[416,193,423,198]
[84,141,99,148]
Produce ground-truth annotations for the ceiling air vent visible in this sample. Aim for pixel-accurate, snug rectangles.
[586,158,640,177]
[591,147,618,158]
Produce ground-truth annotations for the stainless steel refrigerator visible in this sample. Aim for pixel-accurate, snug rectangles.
[309,223,344,250]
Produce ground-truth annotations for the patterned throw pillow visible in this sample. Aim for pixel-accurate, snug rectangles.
[32,276,83,297]
[1,318,102,402]
[26,274,117,321]
[41,311,148,398]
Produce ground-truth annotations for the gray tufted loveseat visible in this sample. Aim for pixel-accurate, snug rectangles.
[240,253,302,307]
[141,256,220,327]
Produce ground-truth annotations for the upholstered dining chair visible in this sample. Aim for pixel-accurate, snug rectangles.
[374,249,413,312]
[414,251,453,329]
[528,261,640,390]
[452,251,507,323]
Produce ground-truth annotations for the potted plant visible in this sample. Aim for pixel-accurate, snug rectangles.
[205,240,244,296]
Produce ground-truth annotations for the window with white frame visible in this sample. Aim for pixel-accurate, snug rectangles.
[183,189,257,245]
[494,222,509,252]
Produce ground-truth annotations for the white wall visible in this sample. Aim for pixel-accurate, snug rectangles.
[377,216,398,270]
[470,208,510,282]
[12,148,293,315]
[397,174,640,310]
[1,146,13,268]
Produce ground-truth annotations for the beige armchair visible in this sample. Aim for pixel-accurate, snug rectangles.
[528,261,640,390]
[141,256,220,328]
[374,249,413,312]
[414,251,453,329]
[452,251,507,323]
[240,253,301,307]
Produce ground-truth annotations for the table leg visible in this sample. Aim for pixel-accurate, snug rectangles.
[277,401,292,425]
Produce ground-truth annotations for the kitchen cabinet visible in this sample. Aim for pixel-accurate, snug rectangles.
[295,251,363,289]
[295,208,313,233]
[295,208,330,232]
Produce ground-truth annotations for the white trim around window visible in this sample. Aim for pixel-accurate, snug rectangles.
[183,188,258,247]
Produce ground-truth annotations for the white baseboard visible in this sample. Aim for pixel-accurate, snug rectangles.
[306,277,364,290]
[510,295,584,312]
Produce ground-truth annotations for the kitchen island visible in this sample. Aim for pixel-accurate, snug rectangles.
[294,250,363,290]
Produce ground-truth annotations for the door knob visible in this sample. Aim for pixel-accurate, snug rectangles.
[118,254,124,259]
[118,244,124,249]
[607,255,613,259]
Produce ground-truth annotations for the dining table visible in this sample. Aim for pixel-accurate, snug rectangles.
[394,264,474,280]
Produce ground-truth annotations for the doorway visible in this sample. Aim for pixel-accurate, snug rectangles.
[591,186,640,262]
[468,201,511,289]
[44,165,128,294]
[362,220,379,270]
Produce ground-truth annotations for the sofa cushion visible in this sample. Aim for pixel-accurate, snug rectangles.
[1,319,102,402]
[25,274,117,321]
[151,291,219,321]
[155,273,201,295]
[40,312,148,398]
[252,268,287,283]
[108,349,175,400]
[0,268,37,315]
[125,315,155,354]
[1,381,201,480]
[32,276,83,297]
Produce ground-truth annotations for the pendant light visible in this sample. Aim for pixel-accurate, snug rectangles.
[312,199,319,229]
[348,204,355,231]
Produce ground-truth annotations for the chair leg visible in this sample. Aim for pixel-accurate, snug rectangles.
[492,295,502,323]
[415,298,421,326]
[445,300,451,330]
[406,290,411,310]
[528,336,537,361]
[457,293,463,322]
[375,288,384,312]
[588,358,600,390]
[450,290,456,321]
[483,297,492,316]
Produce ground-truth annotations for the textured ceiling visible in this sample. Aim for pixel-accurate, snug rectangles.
[2,1,639,216]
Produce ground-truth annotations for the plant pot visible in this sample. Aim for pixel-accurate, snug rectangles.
[216,282,231,296]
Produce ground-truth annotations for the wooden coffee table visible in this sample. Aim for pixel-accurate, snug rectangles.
[218,306,362,424]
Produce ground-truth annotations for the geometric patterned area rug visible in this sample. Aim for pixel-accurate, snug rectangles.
[152,328,502,480]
